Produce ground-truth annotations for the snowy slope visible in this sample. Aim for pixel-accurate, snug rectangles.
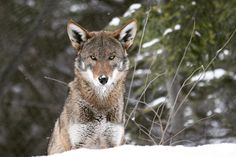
[40,144,236,157]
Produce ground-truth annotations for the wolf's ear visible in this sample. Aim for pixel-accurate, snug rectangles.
[67,20,89,49]
[114,20,137,49]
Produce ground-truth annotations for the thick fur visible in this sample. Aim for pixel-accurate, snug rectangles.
[47,20,137,155]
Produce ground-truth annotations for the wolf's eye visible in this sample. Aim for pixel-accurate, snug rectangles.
[108,55,115,60]
[90,55,97,60]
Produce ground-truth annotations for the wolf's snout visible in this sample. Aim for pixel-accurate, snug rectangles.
[98,75,108,85]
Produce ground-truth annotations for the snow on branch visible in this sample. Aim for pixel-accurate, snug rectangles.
[191,68,226,82]
[39,144,236,157]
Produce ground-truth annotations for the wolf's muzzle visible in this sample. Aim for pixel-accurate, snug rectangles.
[98,75,108,85]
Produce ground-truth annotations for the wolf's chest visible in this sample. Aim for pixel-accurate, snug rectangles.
[68,120,124,148]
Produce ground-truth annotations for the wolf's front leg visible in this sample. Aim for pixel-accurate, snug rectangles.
[102,123,125,148]
[48,120,72,155]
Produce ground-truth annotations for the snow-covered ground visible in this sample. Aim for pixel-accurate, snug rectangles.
[39,143,236,157]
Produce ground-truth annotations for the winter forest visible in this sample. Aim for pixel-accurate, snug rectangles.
[0,0,236,156]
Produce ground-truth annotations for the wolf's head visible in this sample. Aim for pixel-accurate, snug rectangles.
[67,20,137,96]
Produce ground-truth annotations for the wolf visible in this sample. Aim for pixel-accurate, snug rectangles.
[47,19,137,155]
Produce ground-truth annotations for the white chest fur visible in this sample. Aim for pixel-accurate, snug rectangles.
[68,120,124,148]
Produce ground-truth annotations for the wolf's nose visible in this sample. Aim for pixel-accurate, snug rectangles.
[98,75,108,85]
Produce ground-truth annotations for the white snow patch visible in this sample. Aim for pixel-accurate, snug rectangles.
[142,38,160,48]
[184,107,193,117]
[208,128,231,138]
[131,117,135,121]
[123,3,142,17]
[174,24,181,30]
[148,97,166,107]
[184,119,194,127]
[229,72,236,80]
[163,25,181,36]
[191,69,226,82]
[219,49,230,60]
[41,143,236,157]
[197,82,205,87]
[207,94,214,99]
[156,49,163,55]
[214,108,222,114]
[134,69,151,76]
[223,49,230,55]
[26,0,35,7]
[12,85,22,93]
[192,1,196,5]
[186,62,193,67]
[163,28,173,36]
[109,17,120,26]
[207,110,213,116]
[135,52,151,61]
[195,31,201,37]
[135,54,144,61]
[70,4,87,12]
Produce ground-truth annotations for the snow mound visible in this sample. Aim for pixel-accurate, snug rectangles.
[40,143,236,157]
[123,3,141,17]
[191,68,226,82]
[148,97,166,107]
[109,17,120,26]
[142,38,160,48]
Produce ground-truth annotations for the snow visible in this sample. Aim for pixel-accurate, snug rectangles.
[195,31,201,37]
[26,0,35,7]
[207,110,213,116]
[12,84,22,93]
[163,25,181,36]
[109,17,120,26]
[184,107,193,117]
[70,4,87,12]
[40,143,236,157]
[156,49,163,55]
[223,49,230,55]
[214,107,222,114]
[174,24,181,30]
[163,28,173,36]
[219,49,230,60]
[191,69,226,82]
[184,119,194,127]
[192,1,196,5]
[135,52,151,61]
[142,38,160,48]
[134,69,151,76]
[135,54,144,61]
[123,3,142,17]
[148,97,166,107]
[229,72,236,80]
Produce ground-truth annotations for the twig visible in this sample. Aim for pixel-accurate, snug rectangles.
[124,8,151,114]
[164,114,216,145]
[132,118,158,145]
[168,19,196,99]
[44,76,68,86]
[159,20,196,144]
[160,26,236,144]
[125,72,165,128]
[127,97,165,132]
[0,0,57,102]
[172,66,204,118]
[143,52,159,102]
[205,27,236,70]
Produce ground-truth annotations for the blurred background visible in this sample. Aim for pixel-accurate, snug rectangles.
[0,0,236,156]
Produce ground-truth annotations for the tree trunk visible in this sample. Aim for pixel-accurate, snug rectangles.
[163,49,188,145]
